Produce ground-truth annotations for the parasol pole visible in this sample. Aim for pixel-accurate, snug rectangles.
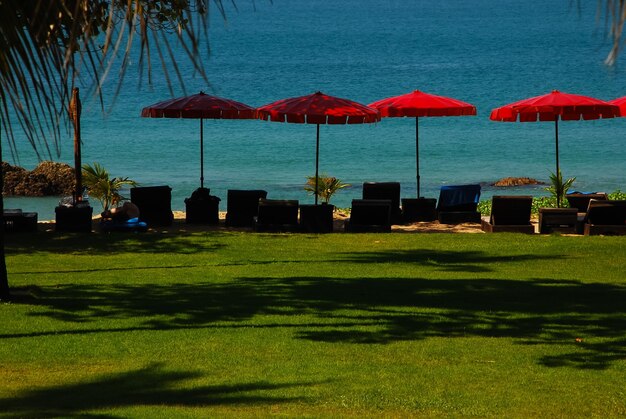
[554,116,560,207]
[200,118,204,189]
[554,117,560,177]
[415,116,420,198]
[70,87,82,204]
[315,123,320,205]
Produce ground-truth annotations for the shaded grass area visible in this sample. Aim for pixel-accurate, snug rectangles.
[1,231,625,417]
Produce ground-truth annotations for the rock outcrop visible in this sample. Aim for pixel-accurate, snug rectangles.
[2,161,76,196]
[492,177,545,187]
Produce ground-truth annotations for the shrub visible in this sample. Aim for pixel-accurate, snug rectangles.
[545,170,575,208]
[82,163,138,212]
[304,174,350,204]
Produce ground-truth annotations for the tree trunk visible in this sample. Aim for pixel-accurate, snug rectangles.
[0,125,10,301]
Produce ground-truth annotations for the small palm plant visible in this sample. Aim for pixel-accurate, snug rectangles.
[545,170,576,208]
[82,163,138,212]
[304,174,350,204]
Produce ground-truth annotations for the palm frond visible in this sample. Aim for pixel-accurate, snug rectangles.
[600,0,626,65]
[0,0,221,161]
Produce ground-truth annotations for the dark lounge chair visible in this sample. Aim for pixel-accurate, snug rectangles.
[184,187,221,224]
[254,198,299,232]
[345,199,392,232]
[582,200,626,236]
[225,189,268,227]
[566,192,608,233]
[299,204,334,233]
[3,209,38,233]
[55,204,93,233]
[538,208,578,234]
[437,184,481,224]
[481,196,534,233]
[130,186,174,226]
[362,182,402,224]
[566,192,608,213]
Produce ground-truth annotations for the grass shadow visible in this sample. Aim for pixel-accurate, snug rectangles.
[4,230,232,255]
[333,248,564,273]
[0,363,308,418]
[6,271,626,369]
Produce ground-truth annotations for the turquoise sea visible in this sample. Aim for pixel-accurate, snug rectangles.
[4,0,626,219]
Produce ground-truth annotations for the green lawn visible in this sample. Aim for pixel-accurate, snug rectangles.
[1,231,625,417]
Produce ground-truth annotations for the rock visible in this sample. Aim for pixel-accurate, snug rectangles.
[492,177,545,187]
[2,161,76,196]
[31,161,76,195]
[2,162,28,195]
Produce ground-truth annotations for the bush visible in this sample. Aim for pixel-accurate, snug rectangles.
[304,174,350,204]
[477,193,622,217]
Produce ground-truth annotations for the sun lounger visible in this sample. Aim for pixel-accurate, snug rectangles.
[538,207,578,234]
[566,192,608,213]
[299,204,334,233]
[55,204,93,233]
[3,209,38,233]
[401,198,437,222]
[481,196,534,233]
[362,182,402,224]
[582,200,626,236]
[130,186,174,226]
[566,192,609,233]
[345,199,392,232]
[225,189,268,227]
[437,184,481,224]
[254,198,299,232]
[184,187,221,224]
[565,192,609,234]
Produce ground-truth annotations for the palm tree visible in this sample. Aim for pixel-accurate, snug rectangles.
[0,0,224,300]
[82,163,139,213]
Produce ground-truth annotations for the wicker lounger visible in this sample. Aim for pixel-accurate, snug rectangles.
[362,182,402,224]
[225,189,268,227]
[583,200,626,236]
[345,199,392,233]
[131,186,174,227]
[566,193,609,233]
[437,184,481,224]
[566,192,608,213]
[481,195,534,233]
[254,198,299,232]
[3,209,38,233]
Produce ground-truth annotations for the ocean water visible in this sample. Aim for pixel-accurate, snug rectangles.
[4,0,626,219]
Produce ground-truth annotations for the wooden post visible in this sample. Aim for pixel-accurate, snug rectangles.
[70,87,82,204]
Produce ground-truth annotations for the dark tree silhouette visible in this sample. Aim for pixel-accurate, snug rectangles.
[0,0,226,300]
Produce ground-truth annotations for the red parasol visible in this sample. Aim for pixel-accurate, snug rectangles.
[607,96,626,115]
[490,90,619,166]
[141,91,255,188]
[257,91,380,204]
[368,90,476,198]
[491,90,619,206]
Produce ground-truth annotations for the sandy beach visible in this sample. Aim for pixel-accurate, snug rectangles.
[34,210,529,234]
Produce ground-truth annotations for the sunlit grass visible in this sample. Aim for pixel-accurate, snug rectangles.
[1,231,625,417]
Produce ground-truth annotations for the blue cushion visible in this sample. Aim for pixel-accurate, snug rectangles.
[438,184,481,210]
[101,218,148,232]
